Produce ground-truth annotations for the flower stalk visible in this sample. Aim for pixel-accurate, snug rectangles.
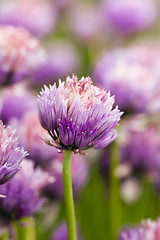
[63,150,77,240]
[1,231,8,240]
[16,218,36,240]
[110,141,121,240]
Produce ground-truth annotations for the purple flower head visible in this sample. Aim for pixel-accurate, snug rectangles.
[120,115,160,175]
[120,218,160,240]
[103,0,157,34]
[0,121,27,185]
[0,0,57,37]
[38,75,122,153]
[101,115,160,181]
[32,41,81,86]
[94,45,160,114]
[14,110,57,167]
[51,223,82,240]
[0,159,48,221]
[69,3,104,42]
[44,152,88,199]
[0,25,46,86]
[120,227,145,240]
[0,84,37,124]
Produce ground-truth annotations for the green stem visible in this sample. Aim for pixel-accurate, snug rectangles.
[1,231,8,240]
[16,218,36,240]
[63,150,77,240]
[110,141,121,240]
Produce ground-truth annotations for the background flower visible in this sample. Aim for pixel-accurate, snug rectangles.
[0,84,36,124]
[0,159,48,221]
[0,25,46,85]
[120,218,160,240]
[13,109,57,167]
[94,44,160,113]
[32,41,81,86]
[103,0,157,34]
[0,0,57,37]
[0,121,27,184]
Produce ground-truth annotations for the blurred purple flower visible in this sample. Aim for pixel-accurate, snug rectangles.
[38,75,122,153]
[0,0,57,37]
[120,115,160,174]
[44,152,88,199]
[103,0,157,34]
[69,3,104,42]
[13,110,57,167]
[51,223,82,240]
[120,227,145,240]
[32,41,81,86]
[100,115,160,191]
[0,84,36,124]
[94,45,160,113]
[0,121,27,184]
[0,25,46,86]
[120,218,160,240]
[0,159,48,221]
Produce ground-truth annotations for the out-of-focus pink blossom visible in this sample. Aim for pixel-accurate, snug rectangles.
[14,110,57,167]
[0,0,57,37]
[32,41,81,86]
[0,25,46,85]
[94,44,160,113]
[69,3,104,42]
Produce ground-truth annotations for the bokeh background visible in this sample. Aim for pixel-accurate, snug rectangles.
[0,0,160,239]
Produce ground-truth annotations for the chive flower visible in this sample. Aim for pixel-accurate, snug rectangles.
[38,75,122,153]
[0,121,27,184]
[0,1,57,37]
[15,110,57,167]
[0,25,46,85]
[94,45,160,113]
[0,84,36,124]
[0,159,48,221]
[104,0,157,34]
[120,218,160,240]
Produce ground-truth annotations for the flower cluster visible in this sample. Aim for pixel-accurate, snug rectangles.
[0,0,57,37]
[0,160,49,221]
[0,121,27,184]
[69,3,103,42]
[104,0,157,34]
[120,218,160,240]
[100,115,160,181]
[38,75,122,153]
[32,41,80,86]
[0,84,36,124]
[94,44,160,113]
[120,115,160,174]
[0,25,46,85]
[15,110,57,166]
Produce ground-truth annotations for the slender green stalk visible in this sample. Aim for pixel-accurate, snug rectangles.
[63,150,77,240]
[1,231,8,240]
[16,218,36,240]
[110,141,121,240]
